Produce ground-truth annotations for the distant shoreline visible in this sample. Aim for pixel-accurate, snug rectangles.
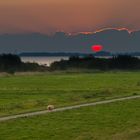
[19,52,140,57]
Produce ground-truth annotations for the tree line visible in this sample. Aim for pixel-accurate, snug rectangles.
[50,55,140,71]
[0,54,139,73]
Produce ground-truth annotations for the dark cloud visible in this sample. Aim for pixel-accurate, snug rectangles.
[0,29,139,53]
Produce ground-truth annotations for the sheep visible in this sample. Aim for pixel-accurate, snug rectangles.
[47,105,54,111]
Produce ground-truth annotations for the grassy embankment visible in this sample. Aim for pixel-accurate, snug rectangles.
[0,98,140,140]
[0,71,139,116]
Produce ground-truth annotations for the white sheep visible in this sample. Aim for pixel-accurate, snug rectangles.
[47,105,54,111]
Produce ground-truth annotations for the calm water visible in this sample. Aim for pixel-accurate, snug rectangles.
[21,56,140,66]
[21,56,69,66]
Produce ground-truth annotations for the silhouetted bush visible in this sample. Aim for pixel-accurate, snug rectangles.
[0,54,48,72]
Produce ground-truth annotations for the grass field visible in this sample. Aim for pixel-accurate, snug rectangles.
[0,71,140,117]
[0,98,140,140]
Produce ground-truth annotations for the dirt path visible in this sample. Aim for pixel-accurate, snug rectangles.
[0,95,140,122]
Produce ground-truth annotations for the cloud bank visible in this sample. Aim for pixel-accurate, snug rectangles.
[0,28,140,53]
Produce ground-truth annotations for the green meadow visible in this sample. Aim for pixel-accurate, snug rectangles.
[0,71,139,117]
[0,98,140,140]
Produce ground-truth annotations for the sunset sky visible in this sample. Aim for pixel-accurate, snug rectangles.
[0,0,140,34]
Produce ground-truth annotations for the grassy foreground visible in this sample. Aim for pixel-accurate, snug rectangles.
[0,98,140,140]
[0,72,140,116]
